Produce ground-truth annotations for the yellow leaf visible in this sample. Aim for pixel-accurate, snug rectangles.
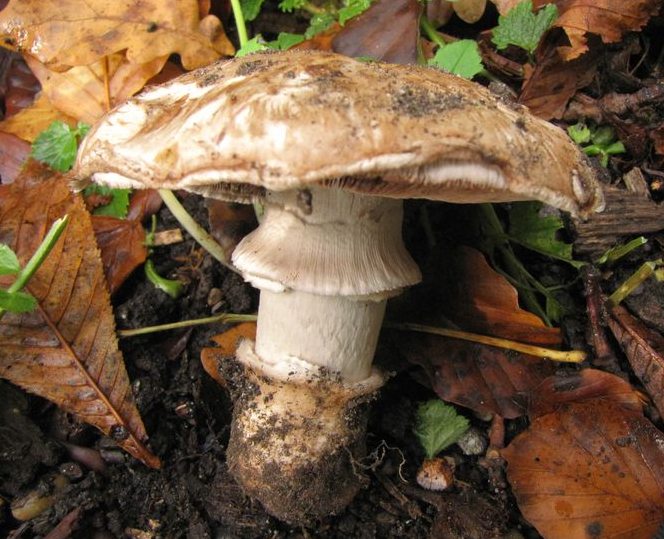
[0,95,77,143]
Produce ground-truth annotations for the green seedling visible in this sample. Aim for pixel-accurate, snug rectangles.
[0,216,70,320]
[596,236,648,266]
[414,400,469,460]
[606,259,664,310]
[492,0,558,60]
[567,123,626,167]
[143,215,184,299]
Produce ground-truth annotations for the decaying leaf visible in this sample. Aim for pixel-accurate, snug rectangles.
[527,368,643,419]
[0,131,30,184]
[504,400,664,539]
[0,162,159,468]
[0,0,233,71]
[606,303,664,419]
[0,95,78,143]
[532,0,661,60]
[26,53,168,124]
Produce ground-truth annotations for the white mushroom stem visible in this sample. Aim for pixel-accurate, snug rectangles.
[232,186,422,384]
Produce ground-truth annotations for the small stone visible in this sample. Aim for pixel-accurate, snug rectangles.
[456,426,488,455]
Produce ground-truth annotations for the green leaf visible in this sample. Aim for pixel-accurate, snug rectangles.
[236,35,269,57]
[268,32,305,51]
[413,400,469,460]
[279,0,307,12]
[83,185,131,219]
[428,40,484,79]
[0,289,37,313]
[30,121,89,172]
[590,125,615,146]
[508,202,582,267]
[567,123,591,145]
[491,0,558,55]
[241,0,266,21]
[338,0,373,25]
[305,12,335,38]
[604,140,626,155]
[0,245,21,276]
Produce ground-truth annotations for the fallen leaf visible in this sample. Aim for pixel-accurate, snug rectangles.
[532,0,661,60]
[0,95,78,143]
[26,53,168,124]
[606,303,664,420]
[528,368,643,419]
[440,247,562,346]
[504,400,664,539]
[0,131,30,183]
[3,55,41,118]
[91,216,148,295]
[126,190,163,222]
[519,35,600,119]
[402,331,555,418]
[206,200,257,261]
[332,0,422,64]
[201,322,257,387]
[0,162,159,468]
[0,0,233,71]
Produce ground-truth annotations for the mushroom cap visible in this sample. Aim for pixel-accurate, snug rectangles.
[72,50,603,217]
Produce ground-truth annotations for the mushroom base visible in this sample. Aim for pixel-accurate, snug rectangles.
[226,339,384,525]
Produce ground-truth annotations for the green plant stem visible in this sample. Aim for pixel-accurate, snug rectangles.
[118,313,258,338]
[606,260,662,309]
[420,16,448,49]
[157,190,241,275]
[385,321,586,363]
[229,0,249,48]
[0,215,70,321]
[299,1,326,15]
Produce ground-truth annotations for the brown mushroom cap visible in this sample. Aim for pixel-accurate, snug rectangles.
[72,50,603,217]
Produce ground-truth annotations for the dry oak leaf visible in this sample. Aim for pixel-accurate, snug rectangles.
[0,0,233,71]
[0,163,160,468]
[504,400,664,539]
[532,0,662,60]
[26,53,168,125]
[606,302,664,421]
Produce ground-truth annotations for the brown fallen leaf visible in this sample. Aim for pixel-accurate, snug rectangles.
[606,303,664,419]
[201,322,257,387]
[3,55,41,118]
[0,162,159,468]
[504,400,664,539]
[527,368,643,419]
[91,216,148,295]
[0,0,233,71]
[532,0,662,61]
[0,94,78,143]
[26,53,168,124]
[332,0,422,64]
[0,131,30,184]
[206,200,257,262]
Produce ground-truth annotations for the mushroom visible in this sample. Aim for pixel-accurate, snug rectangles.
[71,50,604,524]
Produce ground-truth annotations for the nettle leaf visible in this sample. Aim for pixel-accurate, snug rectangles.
[492,0,558,55]
[84,185,131,219]
[0,245,21,276]
[0,289,36,313]
[413,400,469,460]
[241,0,266,21]
[30,121,89,172]
[339,0,374,25]
[428,40,484,79]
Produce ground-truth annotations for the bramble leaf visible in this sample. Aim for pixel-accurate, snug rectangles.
[414,400,469,460]
[428,40,484,79]
[492,0,558,55]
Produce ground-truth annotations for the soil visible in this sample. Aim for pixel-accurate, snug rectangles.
[2,4,664,539]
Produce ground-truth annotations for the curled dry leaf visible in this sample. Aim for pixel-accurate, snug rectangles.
[26,53,168,125]
[532,0,662,60]
[606,303,664,419]
[0,0,233,71]
[504,400,664,539]
[0,162,159,468]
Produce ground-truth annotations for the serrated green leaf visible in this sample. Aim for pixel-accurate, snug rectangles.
[413,400,469,460]
[338,0,373,25]
[428,40,484,79]
[491,0,557,55]
[30,120,90,172]
[0,245,21,276]
[83,185,131,219]
[279,0,307,12]
[0,289,36,313]
[236,35,269,57]
[508,202,582,267]
[268,32,305,50]
[305,12,335,38]
[567,123,591,145]
[241,0,266,21]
